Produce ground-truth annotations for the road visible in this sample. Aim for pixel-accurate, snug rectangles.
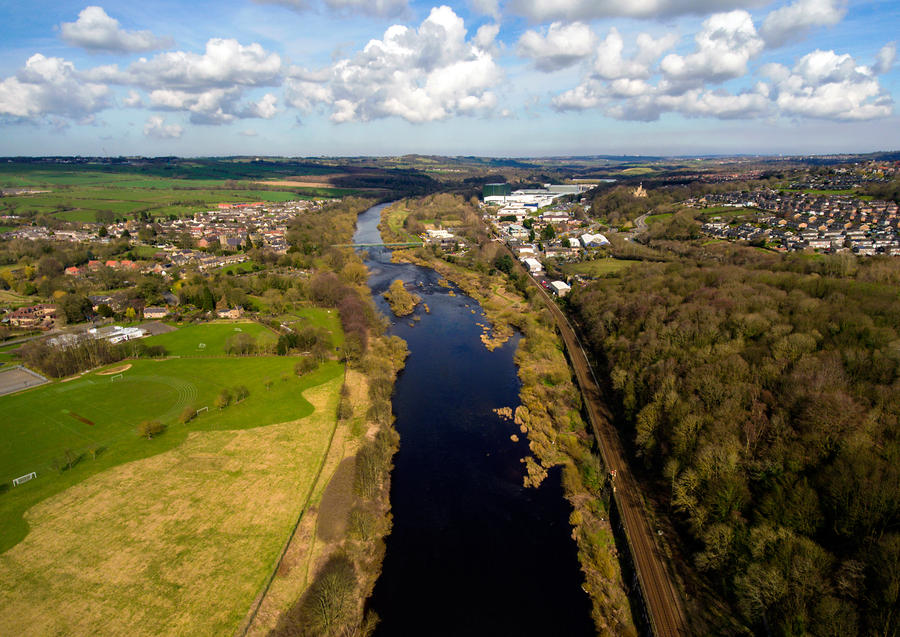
[501,243,689,637]
[633,212,650,235]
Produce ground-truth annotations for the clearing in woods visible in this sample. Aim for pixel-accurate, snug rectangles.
[0,374,343,636]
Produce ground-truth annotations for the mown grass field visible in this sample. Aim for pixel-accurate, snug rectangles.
[0,354,343,550]
[0,373,343,636]
[220,259,258,275]
[141,321,277,357]
[562,259,635,277]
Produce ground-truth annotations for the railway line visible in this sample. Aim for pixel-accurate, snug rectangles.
[502,242,689,636]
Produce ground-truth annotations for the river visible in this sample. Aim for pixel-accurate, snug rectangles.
[356,203,594,636]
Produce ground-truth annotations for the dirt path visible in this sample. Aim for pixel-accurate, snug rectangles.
[501,243,689,637]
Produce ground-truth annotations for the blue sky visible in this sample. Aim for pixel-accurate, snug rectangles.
[0,0,897,156]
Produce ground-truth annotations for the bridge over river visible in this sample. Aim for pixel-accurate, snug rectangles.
[332,242,422,248]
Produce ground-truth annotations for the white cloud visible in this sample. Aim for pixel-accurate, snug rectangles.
[592,28,676,80]
[240,129,258,136]
[507,0,768,22]
[122,89,143,107]
[517,22,595,72]
[760,0,846,48]
[288,6,502,123]
[253,0,408,18]
[60,6,172,53]
[245,93,278,118]
[81,38,282,124]
[468,0,500,19]
[875,43,896,75]
[111,39,282,89]
[660,10,763,89]
[143,115,183,138]
[0,54,109,120]
[763,49,893,120]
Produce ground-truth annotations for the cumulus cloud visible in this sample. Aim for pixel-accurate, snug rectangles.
[287,6,501,123]
[660,10,763,89]
[95,38,282,89]
[875,43,896,75]
[60,6,172,53]
[122,89,143,107]
[517,22,595,71]
[143,115,183,138]
[83,38,282,124]
[763,49,893,120]
[760,0,846,48]
[592,28,677,80]
[0,54,109,120]
[507,0,768,22]
[253,0,407,18]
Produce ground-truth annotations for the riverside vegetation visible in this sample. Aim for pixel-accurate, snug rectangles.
[383,196,636,635]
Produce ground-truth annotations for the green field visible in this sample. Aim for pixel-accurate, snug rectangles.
[0,368,343,635]
[220,260,258,275]
[0,355,342,552]
[562,259,635,277]
[142,321,277,357]
[285,307,345,347]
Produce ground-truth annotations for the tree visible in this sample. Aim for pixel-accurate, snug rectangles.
[541,224,556,241]
[215,388,233,409]
[137,420,165,439]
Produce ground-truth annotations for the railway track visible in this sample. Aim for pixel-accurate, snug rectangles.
[502,243,689,636]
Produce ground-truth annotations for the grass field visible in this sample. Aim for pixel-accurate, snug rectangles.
[0,166,361,223]
[562,259,635,277]
[0,355,343,550]
[382,204,422,243]
[141,321,278,357]
[0,372,343,636]
[221,260,258,275]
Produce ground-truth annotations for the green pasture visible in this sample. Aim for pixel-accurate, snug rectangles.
[562,259,634,277]
[0,356,343,552]
[220,260,257,275]
[142,321,277,357]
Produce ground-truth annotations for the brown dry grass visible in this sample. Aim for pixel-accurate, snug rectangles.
[0,377,342,637]
[95,363,132,375]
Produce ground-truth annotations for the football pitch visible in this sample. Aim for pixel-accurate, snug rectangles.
[0,355,343,552]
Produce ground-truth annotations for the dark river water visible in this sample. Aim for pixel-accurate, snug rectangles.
[358,203,594,636]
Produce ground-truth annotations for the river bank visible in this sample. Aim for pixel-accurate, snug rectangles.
[386,203,636,635]
[360,202,596,635]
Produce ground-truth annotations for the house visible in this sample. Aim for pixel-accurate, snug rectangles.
[523,258,543,274]
[580,233,610,247]
[64,266,82,276]
[143,306,168,320]
[216,307,243,319]
[550,281,571,297]
[8,304,57,329]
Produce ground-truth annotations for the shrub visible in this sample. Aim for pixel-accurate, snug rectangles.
[215,388,233,409]
[137,420,166,439]
[294,357,318,376]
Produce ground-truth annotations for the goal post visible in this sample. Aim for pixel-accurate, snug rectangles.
[195,406,209,416]
[13,472,37,486]
[110,373,124,382]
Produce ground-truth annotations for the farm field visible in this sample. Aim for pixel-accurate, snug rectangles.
[141,321,278,357]
[220,259,259,275]
[0,372,343,636]
[561,259,635,277]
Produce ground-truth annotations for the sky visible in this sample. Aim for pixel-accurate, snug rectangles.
[0,0,897,157]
